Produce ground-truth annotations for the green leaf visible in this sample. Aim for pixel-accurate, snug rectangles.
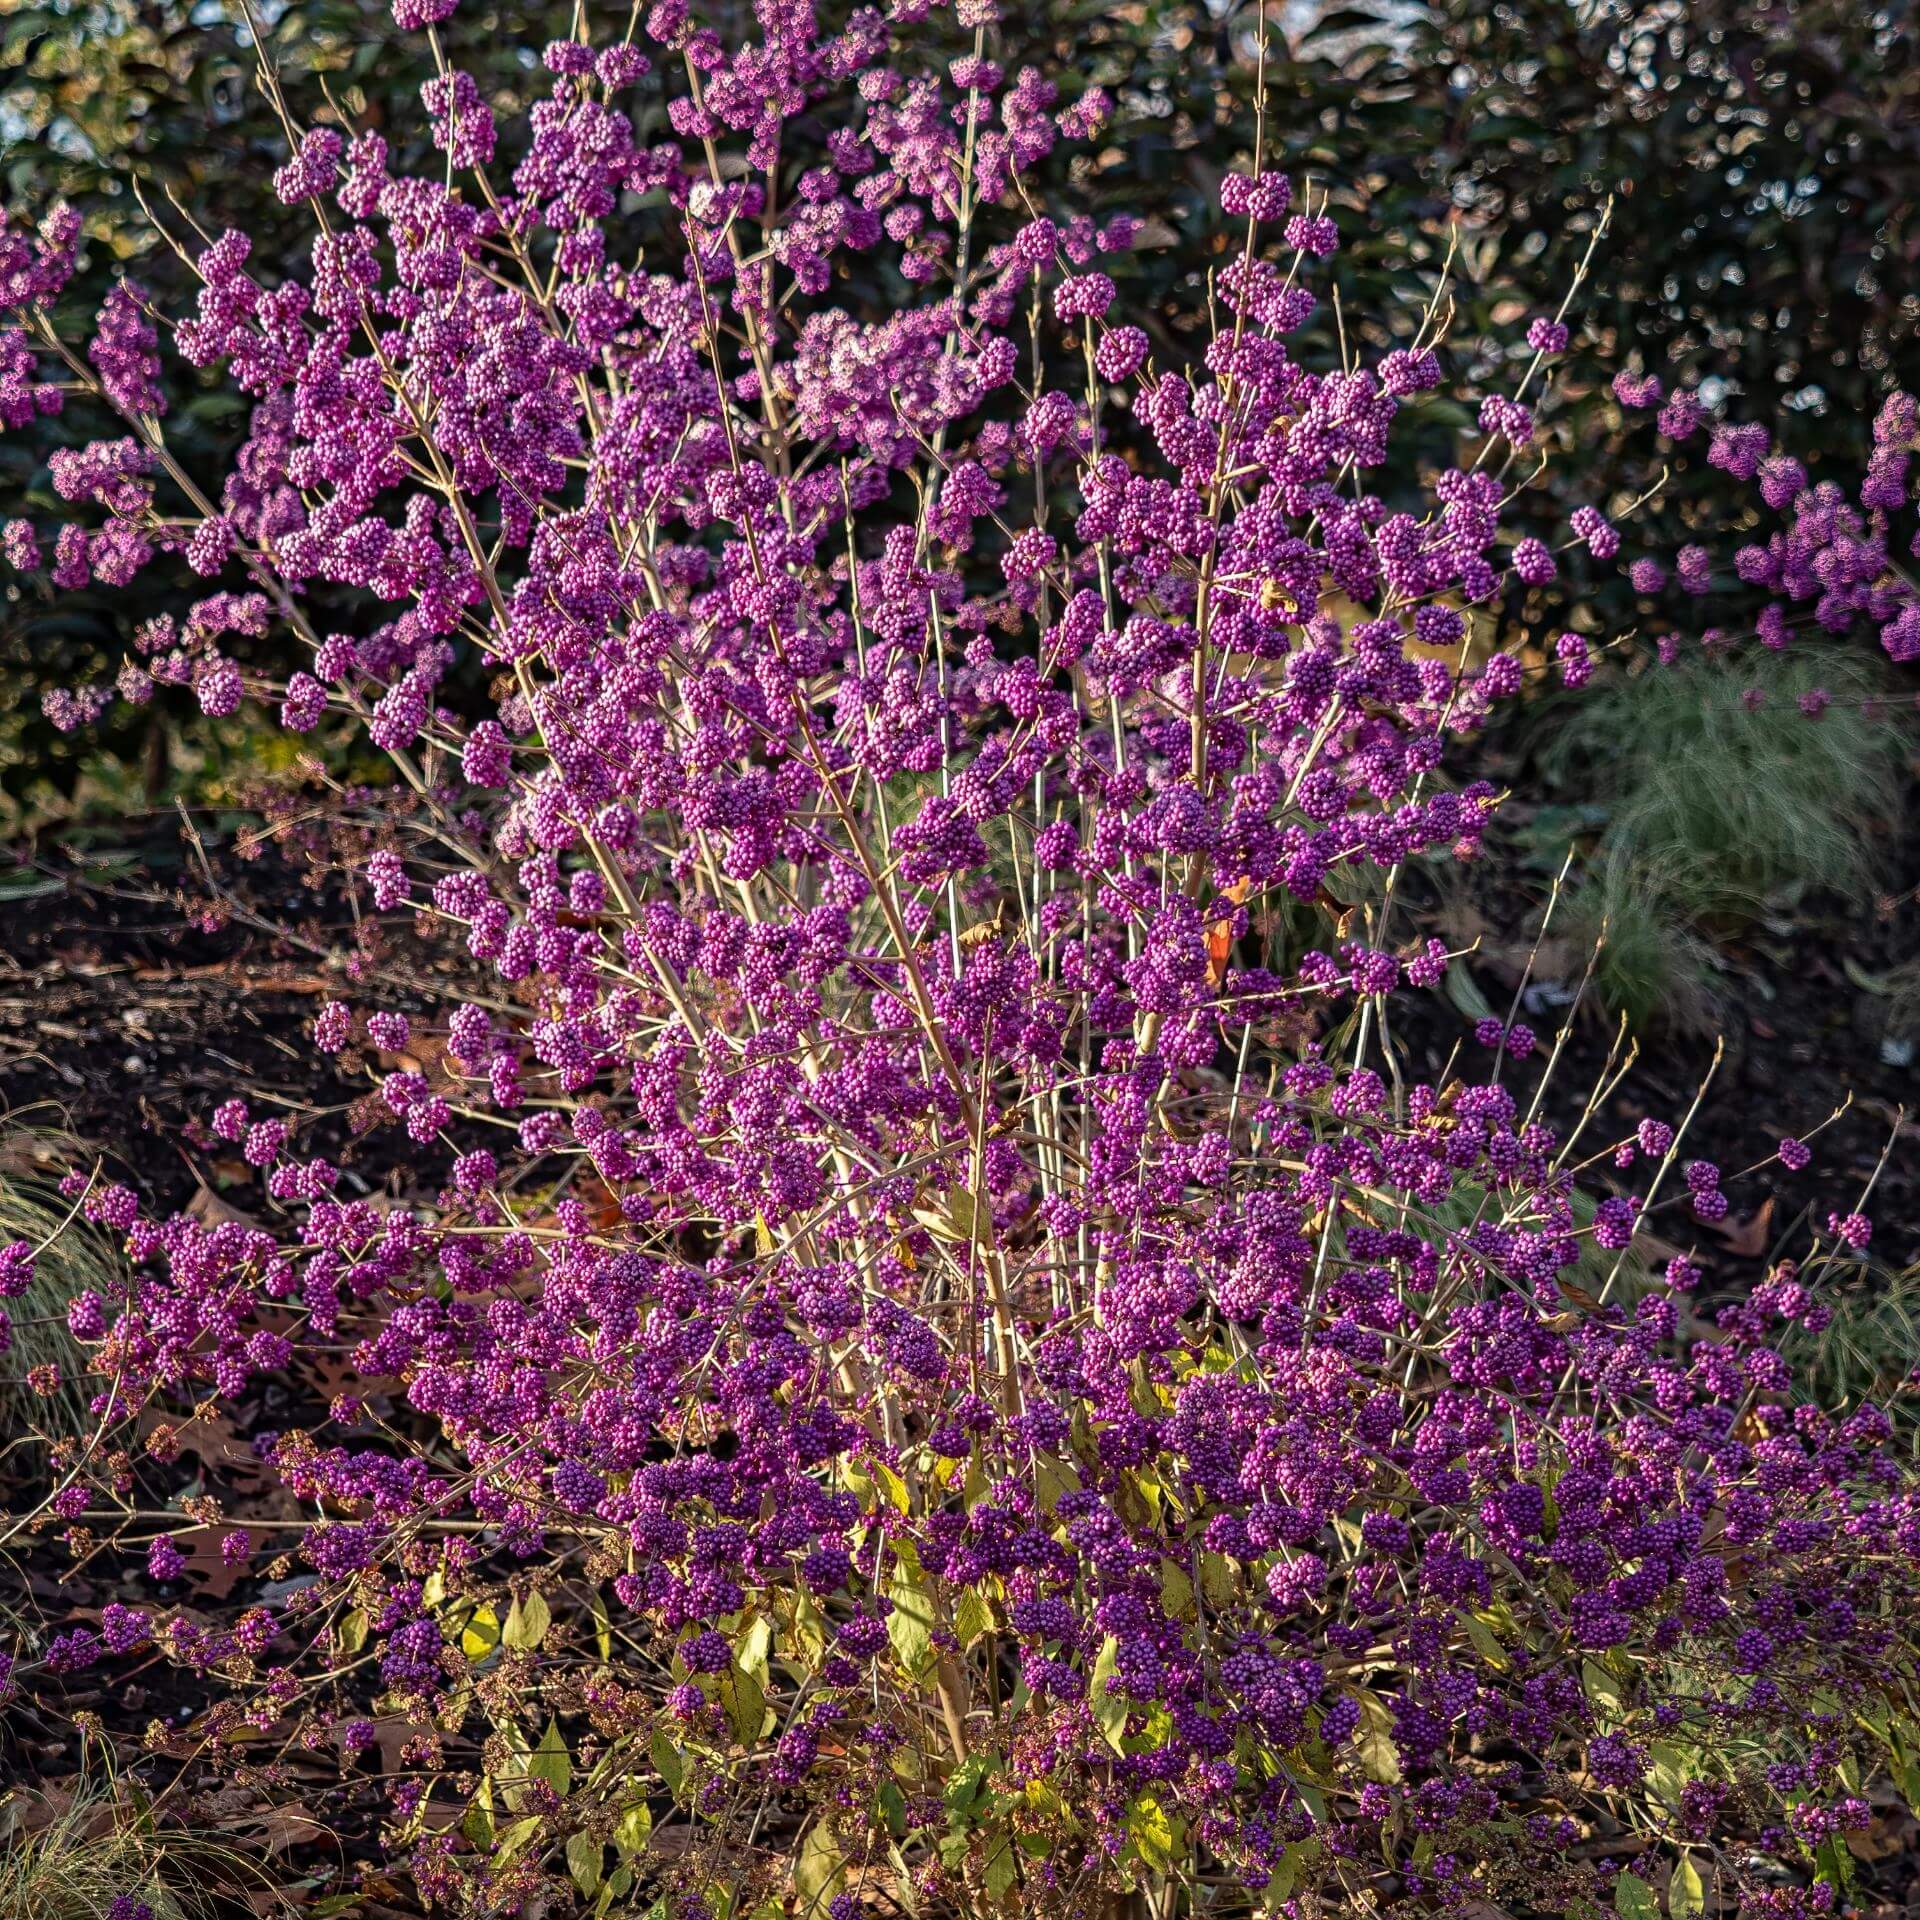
[566,1832,603,1896]
[1890,1721,1920,1810]
[614,1801,653,1859]
[651,1729,685,1796]
[1445,963,1496,1023]
[888,1563,938,1680]
[1814,1836,1854,1895]
[1669,1852,1704,1920]
[1126,1793,1179,1872]
[1583,1658,1626,1723]
[1615,1872,1659,1920]
[953,1586,994,1648]
[1261,1844,1302,1910]
[1645,1740,1694,1811]
[1090,1635,1127,1752]
[944,1753,995,1819]
[725,1654,768,1746]
[794,1820,846,1917]
[529,1718,571,1797]
[1462,1610,1508,1670]
[501,1590,551,1651]
[1843,955,1896,996]
[337,1607,370,1655]
[878,1780,908,1839]
[460,1776,495,1850]
[1352,1688,1402,1785]
[983,1829,1019,1901]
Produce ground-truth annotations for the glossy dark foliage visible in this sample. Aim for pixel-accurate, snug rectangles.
[2,0,1917,814]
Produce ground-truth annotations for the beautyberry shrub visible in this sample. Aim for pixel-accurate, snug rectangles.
[3,4,1920,1917]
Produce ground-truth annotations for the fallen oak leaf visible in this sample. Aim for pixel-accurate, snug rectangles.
[1708,1195,1775,1260]
[216,1802,328,1855]
[174,1524,263,1602]
[187,1184,263,1231]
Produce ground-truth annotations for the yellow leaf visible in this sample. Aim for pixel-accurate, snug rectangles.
[1090,1635,1128,1752]
[954,1587,994,1648]
[614,1801,652,1859]
[725,1658,768,1746]
[460,1776,495,1849]
[492,1814,542,1867]
[789,1587,829,1665]
[1198,1551,1238,1607]
[888,1564,937,1679]
[1127,1793,1180,1872]
[1583,1658,1626,1723]
[1159,1560,1195,1620]
[460,1604,501,1661]
[794,1820,845,1916]
[1024,1778,1064,1817]
[1034,1452,1079,1515]
[736,1613,773,1681]
[1669,1852,1704,1920]
[963,1450,989,1510]
[501,1590,550,1651]
[913,1186,989,1243]
[1351,1688,1402,1785]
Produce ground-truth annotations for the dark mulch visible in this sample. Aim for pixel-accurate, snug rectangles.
[0,816,468,1215]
